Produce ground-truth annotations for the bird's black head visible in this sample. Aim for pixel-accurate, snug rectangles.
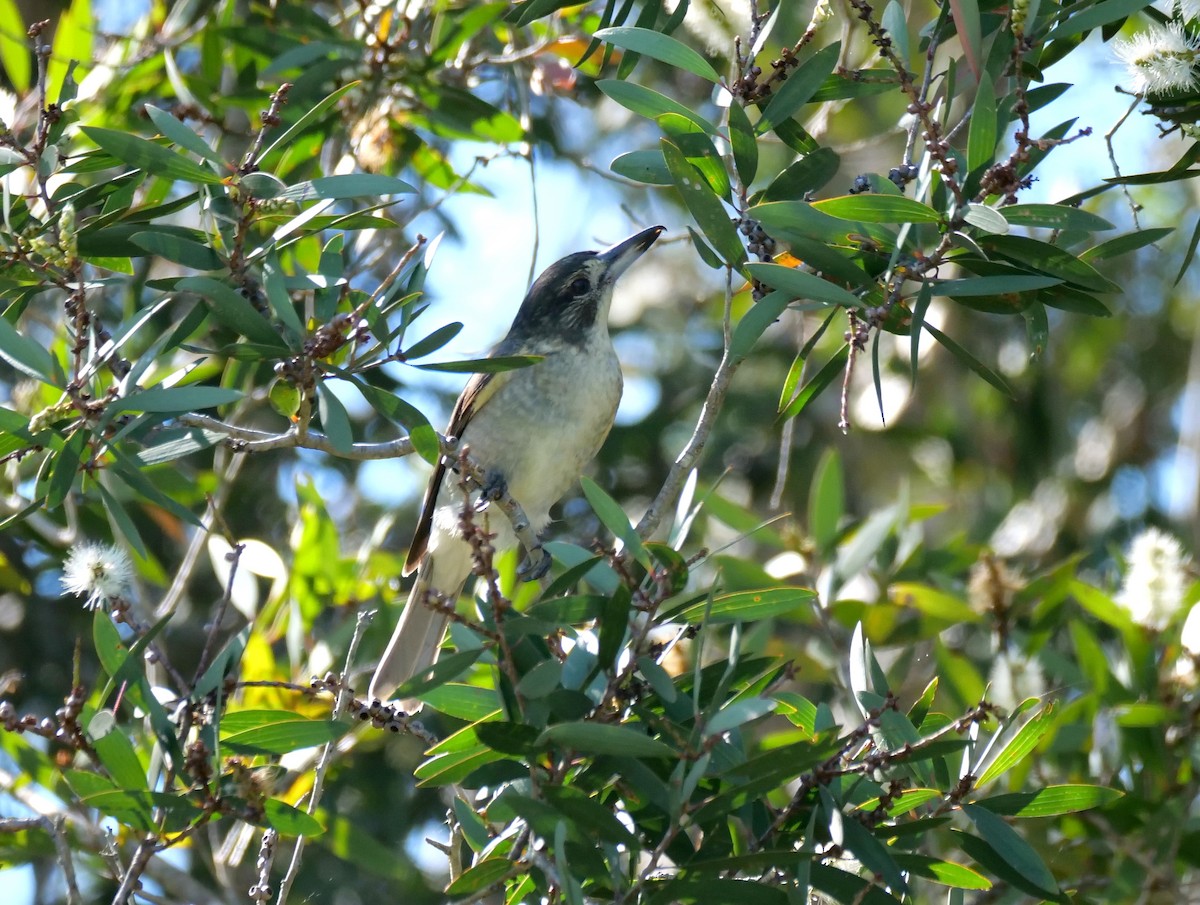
[506,226,664,347]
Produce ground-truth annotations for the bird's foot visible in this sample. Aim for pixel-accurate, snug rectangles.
[518,545,552,581]
[475,470,508,511]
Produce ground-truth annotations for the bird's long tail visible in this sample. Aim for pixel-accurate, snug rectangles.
[369,543,472,708]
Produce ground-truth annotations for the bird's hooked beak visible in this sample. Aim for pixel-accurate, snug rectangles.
[597,225,665,283]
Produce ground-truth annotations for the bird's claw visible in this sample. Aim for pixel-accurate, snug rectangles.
[518,547,552,581]
[475,470,508,511]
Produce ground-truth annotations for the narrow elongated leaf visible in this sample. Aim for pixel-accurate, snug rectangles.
[81,127,223,184]
[730,290,793,361]
[131,231,223,270]
[813,194,941,224]
[0,0,31,93]
[978,784,1123,817]
[924,323,1013,397]
[675,587,817,623]
[595,26,721,81]
[1000,203,1113,231]
[661,138,744,265]
[1080,227,1172,262]
[262,82,360,162]
[728,100,758,185]
[537,722,675,758]
[962,805,1060,896]
[110,385,243,414]
[747,262,863,308]
[1049,0,1148,40]
[984,235,1118,292]
[403,322,464,360]
[144,105,225,167]
[934,275,1061,296]
[446,858,515,896]
[762,147,840,201]
[275,174,415,202]
[413,355,541,374]
[580,475,649,566]
[977,706,1054,787]
[597,79,718,135]
[611,149,672,185]
[967,77,997,174]
[263,799,325,836]
[779,343,850,420]
[0,314,57,383]
[178,276,289,349]
[756,43,841,135]
[220,710,349,755]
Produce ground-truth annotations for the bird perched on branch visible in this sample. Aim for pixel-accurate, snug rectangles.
[369,225,665,706]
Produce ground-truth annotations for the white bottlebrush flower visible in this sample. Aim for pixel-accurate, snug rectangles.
[1118,527,1190,630]
[61,542,132,611]
[1113,22,1200,95]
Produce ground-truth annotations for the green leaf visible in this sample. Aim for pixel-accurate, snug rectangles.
[962,203,1010,234]
[420,683,501,721]
[0,0,31,93]
[317,384,353,453]
[263,799,325,836]
[262,82,361,163]
[0,311,58,383]
[762,147,840,202]
[597,79,718,136]
[779,343,850,420]
[934,275,1062,296]
[727,100,758,186]
[1000,203,1114,231]
[983,235,1118,292]
[890,582,980,622]
[412,354,542,374]
[110,385,243,414]
[756,43,841,135]
[220,710,350,755]
[178,276,289,349]
[891,854,991,890]
[923,323,1014,397]
[746,262,863,308]
[446,858,515,896]
[81,127,224,184]
[275,174,415,202]
[144,105,225,167]
[130,231,223,270]
[611,149,672,185]
[674,587,817,623]
[729,290,792,361]
[1049,0,1148,40]
[536,721,675,758]
[46,430,86,509]
[977,705,1054,787]
[812,194,941,224]
[661,138,744,266]
[1080,227,1172,262]
[949,0,982,79]
[580,475,649,566]
[88,710,148,790]
[962,805,1061,897]
[595,26,721,81]
[967,77,997,174]
[978,784,1123,817]
[809,449,844,549]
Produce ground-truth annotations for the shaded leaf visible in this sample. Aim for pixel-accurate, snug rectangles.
[595,26,721,81]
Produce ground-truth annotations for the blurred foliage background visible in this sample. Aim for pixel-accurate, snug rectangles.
[2,0,1200,902]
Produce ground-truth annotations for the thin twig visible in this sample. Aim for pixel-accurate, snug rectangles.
[0,817,80,905]
[636,267,741,540]
[192,541,244,689]
[275,610,374,905]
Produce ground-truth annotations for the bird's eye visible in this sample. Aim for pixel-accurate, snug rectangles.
[568,276,590,296]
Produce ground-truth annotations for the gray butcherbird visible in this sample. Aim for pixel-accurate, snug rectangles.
[369,225,665,705]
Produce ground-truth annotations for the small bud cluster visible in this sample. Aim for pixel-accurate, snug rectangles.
[0,685,88,751]
[888,164,919,191]
[848,174,872,195]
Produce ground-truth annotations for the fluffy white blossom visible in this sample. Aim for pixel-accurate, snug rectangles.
[1118,527,1190,630]
[61,542,132,611]
[1182,602,1200,654]
[1113,23,1200,95]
